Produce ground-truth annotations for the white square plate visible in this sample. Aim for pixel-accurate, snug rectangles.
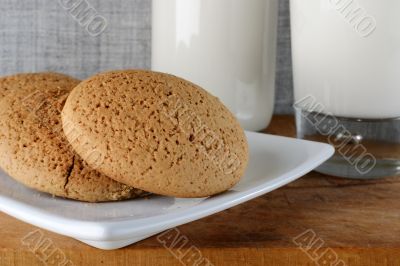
[0,132,334,250]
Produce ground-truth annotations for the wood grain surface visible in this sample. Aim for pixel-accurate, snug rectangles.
[1,115,399,266]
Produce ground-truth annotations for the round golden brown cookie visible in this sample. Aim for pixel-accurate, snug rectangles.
[0,73,147,202]
[62,70,249,198]
[0,72,73,99]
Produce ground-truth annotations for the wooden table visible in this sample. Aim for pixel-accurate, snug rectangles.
[1,115,400,266]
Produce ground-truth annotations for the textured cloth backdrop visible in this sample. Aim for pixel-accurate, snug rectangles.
[0,0,293,114]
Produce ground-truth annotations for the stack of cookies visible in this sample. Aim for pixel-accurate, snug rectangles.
[0,71,249,202]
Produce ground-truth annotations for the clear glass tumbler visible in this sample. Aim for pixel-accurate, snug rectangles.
[291,0,400,178]
[152,0,279,131]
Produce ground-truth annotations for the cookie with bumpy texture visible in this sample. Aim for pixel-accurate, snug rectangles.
[62,70,249,198]
[0,72,72,99]
[0,73,147,202]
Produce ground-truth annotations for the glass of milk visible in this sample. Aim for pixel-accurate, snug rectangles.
[152,0,278,131]
[291,0,400,178]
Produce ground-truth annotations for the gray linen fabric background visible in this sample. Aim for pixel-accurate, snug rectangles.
[0,0,293,114]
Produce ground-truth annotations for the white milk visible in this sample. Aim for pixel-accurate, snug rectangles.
[152,0,278,131]
[291,0,400,119]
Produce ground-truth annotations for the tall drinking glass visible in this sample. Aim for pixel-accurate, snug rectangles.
[152,0,278,131]
[291,0,400,178]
